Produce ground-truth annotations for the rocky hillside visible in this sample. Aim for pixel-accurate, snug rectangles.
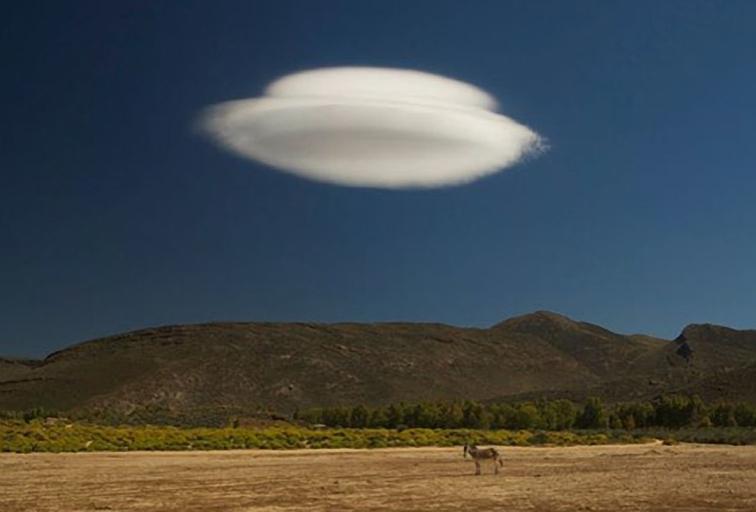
[1,312,755,421]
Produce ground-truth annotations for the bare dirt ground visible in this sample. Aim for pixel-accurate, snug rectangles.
[1,443,755,511]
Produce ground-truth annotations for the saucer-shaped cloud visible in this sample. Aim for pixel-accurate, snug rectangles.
[201,67,543,188]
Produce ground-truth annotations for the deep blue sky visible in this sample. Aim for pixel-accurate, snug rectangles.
[3,1,756,357]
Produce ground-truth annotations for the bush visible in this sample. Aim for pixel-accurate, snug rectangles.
[0,421,669,453]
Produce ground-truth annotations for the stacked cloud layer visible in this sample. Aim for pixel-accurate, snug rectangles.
[201,67,543,188]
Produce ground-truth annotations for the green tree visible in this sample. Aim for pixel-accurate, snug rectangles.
[734,403,756,427]
[609,414,623,430]
[513,404,541,429]
[322,406,350,427]
[653,395,702,428]
[711,403,737,427]
[462,401,491,429]
[440,403,465,429]
[415,403,441,428]
[368,407,388,428]
[386,404,404,429]
[536,399,576,430]
[349,405,369,428]
[576,397,607,429]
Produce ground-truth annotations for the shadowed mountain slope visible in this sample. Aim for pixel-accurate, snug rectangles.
[1,312,755,420]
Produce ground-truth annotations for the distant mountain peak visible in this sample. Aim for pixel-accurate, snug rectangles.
[492,310,580,331]
[679,323,740,340]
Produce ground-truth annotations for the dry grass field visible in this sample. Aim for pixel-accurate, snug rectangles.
[1,443,755,511]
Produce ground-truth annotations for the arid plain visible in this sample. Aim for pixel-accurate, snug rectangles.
[1,443,755,511]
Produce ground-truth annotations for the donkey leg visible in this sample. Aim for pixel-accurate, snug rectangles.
[494,458,499,474]
[475,460,481,475]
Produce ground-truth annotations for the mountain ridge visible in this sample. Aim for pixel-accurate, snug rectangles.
[2,311,755,421]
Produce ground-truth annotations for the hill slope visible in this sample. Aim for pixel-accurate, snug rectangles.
[1,312,755,421]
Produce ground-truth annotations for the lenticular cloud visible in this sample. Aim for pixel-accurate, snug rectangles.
[201,67,543,188]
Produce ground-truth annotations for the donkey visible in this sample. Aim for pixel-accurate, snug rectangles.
[463,443,503,475]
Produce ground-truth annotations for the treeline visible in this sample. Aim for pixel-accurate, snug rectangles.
[296,396,756,430]
[4,396,756,431]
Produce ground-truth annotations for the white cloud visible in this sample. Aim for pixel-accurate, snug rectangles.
[200,67,544,188]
